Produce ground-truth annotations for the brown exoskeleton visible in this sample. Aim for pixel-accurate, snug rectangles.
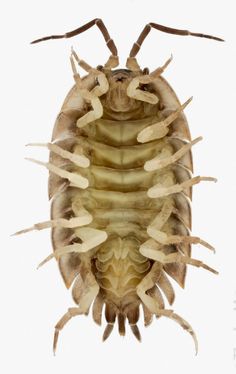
[15,19,223,354]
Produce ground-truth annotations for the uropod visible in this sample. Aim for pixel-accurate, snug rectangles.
[15,19,224,354]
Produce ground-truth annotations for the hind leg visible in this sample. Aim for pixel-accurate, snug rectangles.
[140,239,218,274]
[53,271,99,354]
[136,262,198,353]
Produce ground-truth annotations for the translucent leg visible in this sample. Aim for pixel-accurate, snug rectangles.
[70,47,93,73]
[70,50,109,128]
[127,55,172,104]
[53,308,83,354]
[147,227,215,252]
[137,97,192,143]
[27,142,90,168]
[140,239,218,275]
[127,77,159,105]
[148,175,217,198]
[136,262,198,353]
[13,208,92,236]
[37,228,108,268]
[144,136,202,171]
[71,48,109,96]
[53,271,99,354]
[149,199,174,229]
[137,262,163,314]
[76,94,103,128]
[25,157,89,189]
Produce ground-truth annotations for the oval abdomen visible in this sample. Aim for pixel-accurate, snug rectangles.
[50,75,194,340]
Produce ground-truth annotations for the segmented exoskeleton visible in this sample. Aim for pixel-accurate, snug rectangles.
[15,19,223,354]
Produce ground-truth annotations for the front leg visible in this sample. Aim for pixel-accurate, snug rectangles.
[76,89,104,128]
[127,55,172,104]
[70,49,109,128]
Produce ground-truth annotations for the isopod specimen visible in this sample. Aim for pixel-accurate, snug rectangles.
[15,19,223,354]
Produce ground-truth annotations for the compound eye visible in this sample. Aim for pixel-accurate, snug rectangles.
[96,65,104,72]
[142,67,149,75]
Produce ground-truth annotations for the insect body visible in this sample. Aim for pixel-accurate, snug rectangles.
[16,19,223,353]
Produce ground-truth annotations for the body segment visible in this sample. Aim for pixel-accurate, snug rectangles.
[15,20,222,353]
[45,64,216,352]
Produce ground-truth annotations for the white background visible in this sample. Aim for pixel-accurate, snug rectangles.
[1,0,236,373]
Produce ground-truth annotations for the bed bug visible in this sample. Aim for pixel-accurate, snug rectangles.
[15,19,224,354]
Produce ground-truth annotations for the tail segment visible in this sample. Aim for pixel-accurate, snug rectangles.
[102,302,141,342]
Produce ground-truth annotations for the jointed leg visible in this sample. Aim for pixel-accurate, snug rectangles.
[144,136,202,171]
[76,93,103,128]
[53,270,99,353]
[53,307,82,354]
[13,208,92,236]
[37,227,108,268]
[25,157,89,189]
[148,175,217,198]
[139,239,218,275]
[127,55,172,103]
[136,262,163,314]
[147,226,214,251]
[149,199,174,230]
[26,142,90,168]
[137,97,192,143]
[71,48,110,95]
[70,50,109,128]
[136,262,198,353]
[162,252,218,274]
